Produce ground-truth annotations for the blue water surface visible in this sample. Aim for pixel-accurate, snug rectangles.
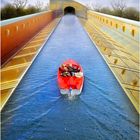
[1,15,139,140]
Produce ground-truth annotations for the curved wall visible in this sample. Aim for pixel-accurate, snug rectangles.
[50,0,87,18]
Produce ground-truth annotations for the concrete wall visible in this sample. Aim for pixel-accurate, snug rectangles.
[87,11,140,42]
[82,10,139,113]
[1,11,57,65]
[50,0,87,18]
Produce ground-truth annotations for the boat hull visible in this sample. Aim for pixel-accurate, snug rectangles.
[57,59,84,95]
[60,83,83,96]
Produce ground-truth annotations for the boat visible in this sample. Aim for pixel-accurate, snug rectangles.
[57,59,84,96]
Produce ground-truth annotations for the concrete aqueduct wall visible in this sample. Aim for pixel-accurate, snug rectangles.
[87,11,139,42]
[84,10,139,113]
[1,11,60,65]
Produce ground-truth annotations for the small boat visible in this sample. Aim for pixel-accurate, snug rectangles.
[57,59,84,96]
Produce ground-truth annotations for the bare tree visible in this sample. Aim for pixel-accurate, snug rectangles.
[123,7,140,21]
[87,1,102,12]
[111,0,127,16]
[92,2,102,12]
[86,3,91,9]
[13,0,28,9]
[35,0,44,10]
[43,3,49,11]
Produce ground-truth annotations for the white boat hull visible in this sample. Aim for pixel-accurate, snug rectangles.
[60,82,83,96]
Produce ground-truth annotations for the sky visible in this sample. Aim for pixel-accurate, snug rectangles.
[1,0,140,10]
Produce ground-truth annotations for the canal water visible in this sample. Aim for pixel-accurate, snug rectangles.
[1,15,139,140]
